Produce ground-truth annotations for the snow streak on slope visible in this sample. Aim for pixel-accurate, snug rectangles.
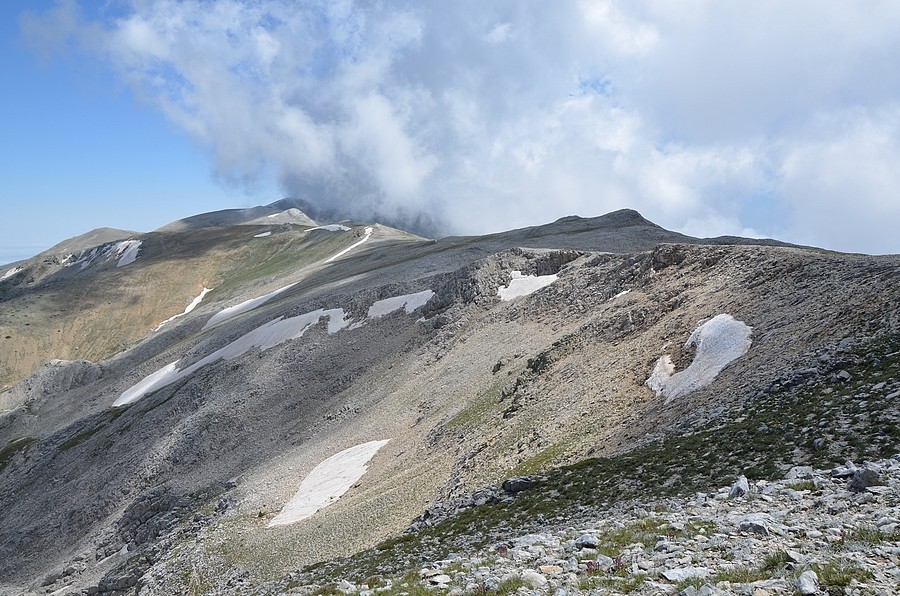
[116,240,142,267]
[497,271,559,301]
[253,231,272,238]
[115,308,349,406]
[646,314,752,402]
[204,226,371,329]
[268,439,391,527]
[116,291,433,406]
[326,227,373,262]
[203,283,299,330]
[1,267,21,281]
[155,288,213,331]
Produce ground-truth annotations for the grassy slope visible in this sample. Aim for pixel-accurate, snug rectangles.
[298,332,900,585]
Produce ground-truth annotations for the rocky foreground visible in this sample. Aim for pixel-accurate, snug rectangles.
[292,458,900,596]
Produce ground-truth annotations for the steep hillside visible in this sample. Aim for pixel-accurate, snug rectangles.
[0,207,898,595]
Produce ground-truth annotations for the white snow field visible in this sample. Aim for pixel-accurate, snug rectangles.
[154,288,212,331]
[116,291,434,406]
[1,267,22,281]
[325,226,373,262]
[497,271,559,301]
[646,314,752,402]
[253,231,272,238]
[367,290,435,319]
[115,240,142,267]
[268,439,391,527]
[202,283,299,330]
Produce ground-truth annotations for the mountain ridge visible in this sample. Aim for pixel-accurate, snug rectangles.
[0,203,898,595]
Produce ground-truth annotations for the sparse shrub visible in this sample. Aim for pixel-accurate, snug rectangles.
[813,560,873,592]
[761,549,791,572]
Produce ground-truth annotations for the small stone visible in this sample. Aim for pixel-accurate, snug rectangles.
[538,565,562,575]
[739,519,769,536]
[785,550,805,564]
[427,574,452,585]
[502,477,534,494]
[831,462,857,478]
[520,569,548,588]
[729,475,750,498]
[796,570,818,595]
[575,534,598,549]
[661,567,711,582]
[785,466,815,480]
[848,468,881,492]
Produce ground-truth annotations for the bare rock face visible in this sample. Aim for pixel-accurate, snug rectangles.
[1,359,101,412]
[2,205,900,595]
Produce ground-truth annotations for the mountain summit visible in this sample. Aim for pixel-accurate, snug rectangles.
[1,204,898,595]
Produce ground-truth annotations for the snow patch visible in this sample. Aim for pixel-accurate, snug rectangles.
[497,271,558,301]
[367,290,435,319]
[253,231,272,238]
[268,439,390,527]
[155,288,212,331]
[115,308,349,406]
[115,361,180,407]
[1,267,22,281]
[325,226,373,262]
[115,240,142,267]
[310,224,351,232]
[117,290,433,406]
[203,283,298,329]
[646,314,752,402]
[611,289,631,300]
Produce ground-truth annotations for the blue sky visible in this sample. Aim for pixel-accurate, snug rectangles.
[0,1,263,264]
[2,1,900,265]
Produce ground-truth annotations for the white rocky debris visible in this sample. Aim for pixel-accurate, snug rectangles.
[497,270,559,301]
[321,457,900,595]
[268,439,390,527]
[154,288,212,331]
[646,314,752,402]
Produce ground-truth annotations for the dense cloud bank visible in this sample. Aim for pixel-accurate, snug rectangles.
[23,1,900,253]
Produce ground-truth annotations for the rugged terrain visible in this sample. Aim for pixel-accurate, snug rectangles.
[0,202,898,595]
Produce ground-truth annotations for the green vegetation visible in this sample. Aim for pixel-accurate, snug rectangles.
[814,560,874,594]
[0,436,35,472]
[581,571,647,593]
[836,525,900,548]
[58,408,127,451]
[785,480,817,492]
[299,333,900,585]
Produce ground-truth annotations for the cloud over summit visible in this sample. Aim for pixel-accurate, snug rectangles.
[23,1,900,253]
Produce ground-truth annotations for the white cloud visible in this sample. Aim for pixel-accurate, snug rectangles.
[22,0,900,253]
